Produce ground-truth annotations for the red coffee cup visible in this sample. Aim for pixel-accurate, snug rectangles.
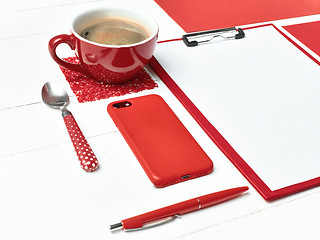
[48,7,159,84]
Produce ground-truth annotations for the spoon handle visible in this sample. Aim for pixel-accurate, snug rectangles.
[63,113,99,172]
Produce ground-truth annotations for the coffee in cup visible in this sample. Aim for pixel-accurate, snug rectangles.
[80,17,150,45]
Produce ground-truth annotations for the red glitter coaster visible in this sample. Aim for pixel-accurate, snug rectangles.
[59,57,158,103]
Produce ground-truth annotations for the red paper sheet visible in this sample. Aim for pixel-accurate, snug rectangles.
[284,21,320,57]
[155,0,320,32]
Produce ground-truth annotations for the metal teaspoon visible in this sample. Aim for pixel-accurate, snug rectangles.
[41,81,99,172]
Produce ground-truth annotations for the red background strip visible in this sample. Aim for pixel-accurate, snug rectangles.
[155,0,320,32]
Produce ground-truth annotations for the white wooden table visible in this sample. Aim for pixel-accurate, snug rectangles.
[1,1,319,239]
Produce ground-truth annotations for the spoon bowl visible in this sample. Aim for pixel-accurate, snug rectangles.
[41,82,69,108]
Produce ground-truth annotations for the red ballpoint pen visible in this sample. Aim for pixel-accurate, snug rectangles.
[109,186,249,231]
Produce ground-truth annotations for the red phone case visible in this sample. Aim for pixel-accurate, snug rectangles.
[107,94,213,187]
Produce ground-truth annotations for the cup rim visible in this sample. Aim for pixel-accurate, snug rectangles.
[70,7,159,48]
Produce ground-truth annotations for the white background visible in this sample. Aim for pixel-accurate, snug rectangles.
[0,0,319,239]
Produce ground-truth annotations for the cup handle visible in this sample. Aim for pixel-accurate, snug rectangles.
[48,34,88,74]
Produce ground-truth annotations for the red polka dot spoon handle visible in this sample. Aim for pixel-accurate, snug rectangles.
[63,110,99,172]
[41,82,99,172]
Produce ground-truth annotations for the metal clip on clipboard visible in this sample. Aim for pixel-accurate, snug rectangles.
[182,27,245,47]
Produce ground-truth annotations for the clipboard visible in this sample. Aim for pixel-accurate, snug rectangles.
[149,24,320,201]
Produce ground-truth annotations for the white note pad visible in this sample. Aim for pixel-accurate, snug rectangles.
[154,25,320,195]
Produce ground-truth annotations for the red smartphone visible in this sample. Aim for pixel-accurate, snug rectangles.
[107,94,213,187]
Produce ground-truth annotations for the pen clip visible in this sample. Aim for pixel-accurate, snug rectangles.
[182,27,245,47]
[124,215,181,232]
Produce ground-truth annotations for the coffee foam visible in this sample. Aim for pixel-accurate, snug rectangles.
[72,8,158,47]
[79,17,150,45]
